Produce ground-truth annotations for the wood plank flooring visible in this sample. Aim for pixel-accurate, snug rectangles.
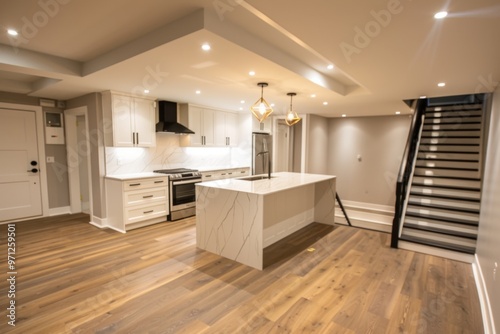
[0,214,483,333]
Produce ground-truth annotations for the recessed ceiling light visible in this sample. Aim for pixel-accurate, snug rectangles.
[240,100,245,104]
[341,114,347,117]
[249,71,255,76]
[438,82,446,87]
[271,103,275,107]
[434,11,448,19]
[311,94,316,98]
[201,43,211,51]
[395,111,401,115]
[419,95,427,99]
[323,102,328,106]
[7,29,18,36]
[239,107,243,111]
[327,64,334,70]
[196,90,201,94]
[144,89,149,94]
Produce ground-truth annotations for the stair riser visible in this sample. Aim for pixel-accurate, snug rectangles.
[418,145,480,153]
[414,168,479,179]
[417,152,479,161]
[412,176,480,190]
[426,103,483,112]
[420,137,481,145]
[424,117,482,125]
[423,123,482,131]
[410,186,480,201]
[402,228,477,248]
[405,217,478,234]
[416,160,478,170]
[406,206,479,223]
[408,196,480,211]
[421,130,481,138]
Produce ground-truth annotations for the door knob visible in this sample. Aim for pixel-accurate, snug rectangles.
[31,160,38,166]
[28,168,39,173]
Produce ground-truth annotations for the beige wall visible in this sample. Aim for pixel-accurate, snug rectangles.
[327,115,411,206]
[306,114,329,174]
[477,89,500,333]
[0,91,69,209]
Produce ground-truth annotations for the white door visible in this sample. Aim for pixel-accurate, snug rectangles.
[0,109,42,221]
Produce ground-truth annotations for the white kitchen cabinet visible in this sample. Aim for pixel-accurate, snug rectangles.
[179,104,216,146]
[180,104,239,147]
[252,115,273,134]
[105,174,169,232]
[215,111,239,146]
[201,167,250,182]
[102,91,156,147]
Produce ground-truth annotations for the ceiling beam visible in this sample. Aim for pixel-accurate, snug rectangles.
[0,43,82,77]
[82,9,206,76]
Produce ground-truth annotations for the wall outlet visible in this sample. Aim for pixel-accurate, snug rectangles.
[46,156,55,163]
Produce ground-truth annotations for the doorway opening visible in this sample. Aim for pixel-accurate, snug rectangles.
[64,107,93,217]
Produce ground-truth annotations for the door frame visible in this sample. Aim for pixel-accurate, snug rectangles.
[0,102,50,219]
[64,107,93,218]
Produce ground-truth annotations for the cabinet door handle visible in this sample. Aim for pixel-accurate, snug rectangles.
[132,132,136,145]
[136,132,139,145]
[129,183,141,187]
[154,180,164,184]
[143,195,154,199]
[143,210,154,214]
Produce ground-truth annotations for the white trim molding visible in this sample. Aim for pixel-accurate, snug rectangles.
[335,200,393,233]
[474,254,497,334]
[48,206,71,216]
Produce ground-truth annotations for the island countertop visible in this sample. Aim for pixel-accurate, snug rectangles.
[197,172,336,195]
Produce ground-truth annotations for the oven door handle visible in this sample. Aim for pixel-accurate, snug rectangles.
[171,178,202,186]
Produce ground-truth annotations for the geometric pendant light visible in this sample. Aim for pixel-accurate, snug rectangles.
[285,92,301,126]
[250,82,273,123]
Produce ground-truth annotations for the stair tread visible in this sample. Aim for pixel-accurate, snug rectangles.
[409,191,480,202]
[399,234,476,254]
[413,174,480,181]
[411,183,480,192]
[407,201,479,214]
[403,223,477,239]
[406,212,479,226]
[417,158,479,162]
[415,166,479,171]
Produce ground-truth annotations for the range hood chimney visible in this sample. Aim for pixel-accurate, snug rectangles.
[156,100,194,134]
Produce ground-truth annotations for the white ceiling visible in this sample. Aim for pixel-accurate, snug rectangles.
[0,0,499,118]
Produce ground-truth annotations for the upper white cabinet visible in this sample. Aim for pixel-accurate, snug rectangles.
[214,111,238,146]
[252,115,272,134]
[102,91,156,147]
[179,104,239,147]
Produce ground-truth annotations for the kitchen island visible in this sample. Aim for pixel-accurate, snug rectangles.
[196,172,336,270]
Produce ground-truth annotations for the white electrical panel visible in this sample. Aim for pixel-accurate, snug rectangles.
[45,112,65,145]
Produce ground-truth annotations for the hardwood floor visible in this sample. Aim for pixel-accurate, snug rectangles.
[0,214,483,333]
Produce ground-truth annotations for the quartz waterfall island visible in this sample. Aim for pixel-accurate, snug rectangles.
[196,172,336,270]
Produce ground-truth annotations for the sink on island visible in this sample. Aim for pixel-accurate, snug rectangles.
[195,172,336,270]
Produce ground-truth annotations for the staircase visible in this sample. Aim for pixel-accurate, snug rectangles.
[399,100,485,254]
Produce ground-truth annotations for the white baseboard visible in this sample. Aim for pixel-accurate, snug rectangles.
[335,200,394,233]
[89,216,107,228]
[473,255,496,334]
[49,206,71,216]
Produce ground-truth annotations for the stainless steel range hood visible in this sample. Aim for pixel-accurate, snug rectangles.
[155,100,195,134]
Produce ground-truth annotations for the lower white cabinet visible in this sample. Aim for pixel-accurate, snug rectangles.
[105,175,169,232]
[201,167,250,182]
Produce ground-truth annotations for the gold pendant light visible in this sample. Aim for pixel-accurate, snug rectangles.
[285,92,301,126]
[250,82,273,123]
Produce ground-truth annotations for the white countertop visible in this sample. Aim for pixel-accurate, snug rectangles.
[105,172,167,181]
[196,172,335,195]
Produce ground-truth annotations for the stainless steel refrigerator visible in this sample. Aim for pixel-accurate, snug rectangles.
[252,132,272,175]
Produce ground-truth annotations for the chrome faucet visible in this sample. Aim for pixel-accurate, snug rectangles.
[256,150,271,179]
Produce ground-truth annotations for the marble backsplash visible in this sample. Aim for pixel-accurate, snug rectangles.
[105,133,251,175]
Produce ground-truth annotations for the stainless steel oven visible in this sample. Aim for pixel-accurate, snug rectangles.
[153,168,201,221]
